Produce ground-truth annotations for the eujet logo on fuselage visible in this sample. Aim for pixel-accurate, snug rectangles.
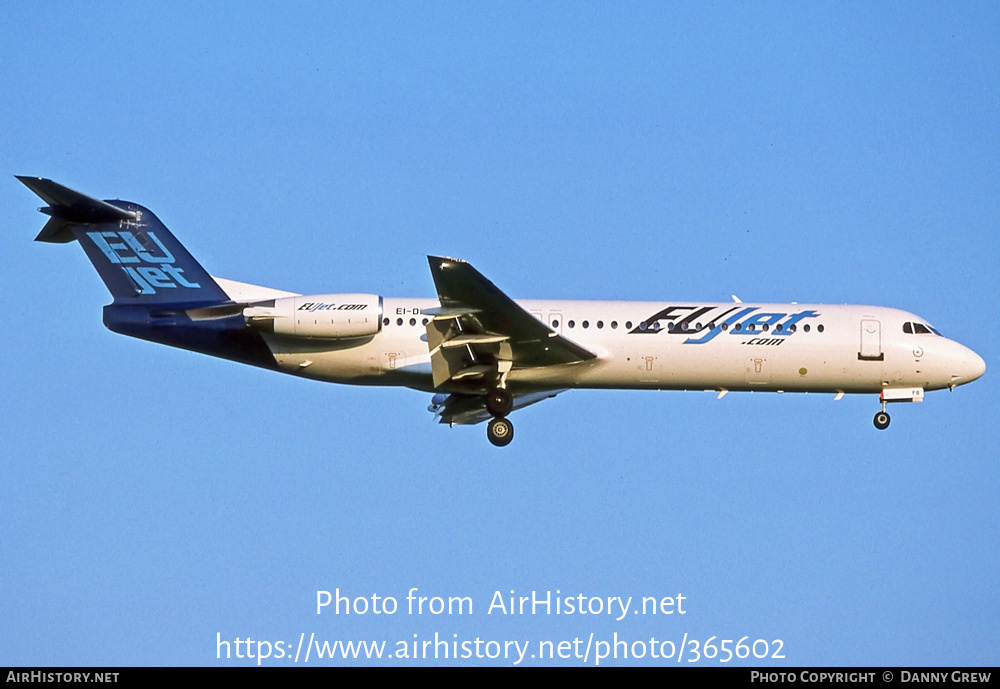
[297,302,368,312]
[86,230,199,294]
[631,305,821,345]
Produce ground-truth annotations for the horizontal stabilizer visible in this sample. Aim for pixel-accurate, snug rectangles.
[17,177,138,242]
[20,177,231,305]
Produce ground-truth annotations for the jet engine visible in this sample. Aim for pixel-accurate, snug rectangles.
[243,294,382,339]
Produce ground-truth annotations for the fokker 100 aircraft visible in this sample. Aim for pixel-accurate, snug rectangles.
[20,177,985,446]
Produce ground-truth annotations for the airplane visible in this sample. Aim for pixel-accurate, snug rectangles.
[19,177,986,447]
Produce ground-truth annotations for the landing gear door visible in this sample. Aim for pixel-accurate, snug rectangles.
[859,320,884,361]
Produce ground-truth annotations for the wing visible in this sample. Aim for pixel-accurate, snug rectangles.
[428,390,566,425]
[425,256,596,390]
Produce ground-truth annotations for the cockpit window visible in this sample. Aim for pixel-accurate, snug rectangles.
[903,321,940,335]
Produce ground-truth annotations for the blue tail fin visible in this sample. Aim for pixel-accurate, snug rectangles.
[18,177,230,306]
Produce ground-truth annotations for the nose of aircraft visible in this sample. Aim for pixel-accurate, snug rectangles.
[951,345,986,387]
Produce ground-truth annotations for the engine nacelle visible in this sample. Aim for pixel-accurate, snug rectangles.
[243,294,382,339]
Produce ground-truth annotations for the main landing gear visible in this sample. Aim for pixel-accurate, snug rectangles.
[487,417,514,447]
[486,388,513,417]
[486,387,515,447]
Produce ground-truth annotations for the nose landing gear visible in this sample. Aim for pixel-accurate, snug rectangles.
[873,396,891,430]
[873,409,891,430]
[873,387,924,429]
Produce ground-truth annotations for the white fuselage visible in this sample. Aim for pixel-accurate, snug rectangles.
[22,175,984,442]
[259,298,985,396]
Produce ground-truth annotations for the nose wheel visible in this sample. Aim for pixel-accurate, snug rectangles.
[873,409,890,430]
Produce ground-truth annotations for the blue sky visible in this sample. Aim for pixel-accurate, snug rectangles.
[2,2,997,666]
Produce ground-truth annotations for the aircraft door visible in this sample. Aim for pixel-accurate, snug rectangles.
[859,320,883,361]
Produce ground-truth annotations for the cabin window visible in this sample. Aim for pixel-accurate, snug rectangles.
[568,320,576,328]
[818,324,825,333]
